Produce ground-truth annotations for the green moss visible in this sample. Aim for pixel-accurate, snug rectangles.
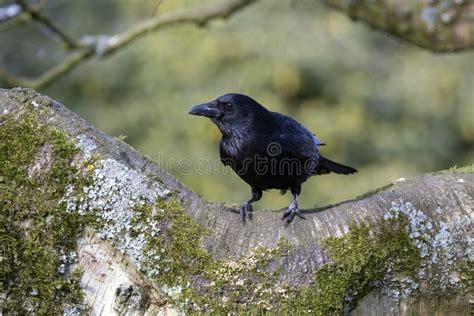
[277,217,420,315]
[0,110,93,314]
[132,199,211,288]
[131,197,293,313]
[442,164,474,173]
[291,216,421,314]
[182,238,291,313]
[458,259,474,290]
[133,197,421,314]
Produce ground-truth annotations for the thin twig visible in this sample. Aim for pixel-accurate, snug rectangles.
[0,0,256,89]
[16,0,79,48]
[100,0,256,57]
[149,0,165,19]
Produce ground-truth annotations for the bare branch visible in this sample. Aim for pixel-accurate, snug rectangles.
[0,49,94,89]
[96,0,256,57]
[15,0,79,48]
[0,0,256,89]
[149,0,165,19]
[324,0,474,52]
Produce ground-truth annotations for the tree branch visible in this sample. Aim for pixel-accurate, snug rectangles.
[0,0,256,89]
[95,0,256,57]
[16,0,79,48]
[324,0,474,52]
[0,49,93,89]
[0,88,471,314]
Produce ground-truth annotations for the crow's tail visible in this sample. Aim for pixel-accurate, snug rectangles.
[315,156,357,175]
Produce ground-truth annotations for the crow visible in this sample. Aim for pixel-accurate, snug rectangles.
[189,93,357,224]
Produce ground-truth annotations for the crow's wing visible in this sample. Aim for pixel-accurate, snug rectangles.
[272,112,322,160]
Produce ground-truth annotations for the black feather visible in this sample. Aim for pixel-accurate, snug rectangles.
[315,156,357,175]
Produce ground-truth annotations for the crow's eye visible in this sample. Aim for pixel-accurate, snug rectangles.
[225,103,234,110]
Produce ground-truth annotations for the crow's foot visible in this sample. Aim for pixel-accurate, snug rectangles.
[282,206,306,224]
[239,203,253,223]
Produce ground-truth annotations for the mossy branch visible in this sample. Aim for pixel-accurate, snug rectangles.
[0,88,472,314]
[0,0,256,89]
[324,0,474,52]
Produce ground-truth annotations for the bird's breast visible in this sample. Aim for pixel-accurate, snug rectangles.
[220,137,243,159]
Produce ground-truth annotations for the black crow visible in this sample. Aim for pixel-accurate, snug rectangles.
[189,93,357,224]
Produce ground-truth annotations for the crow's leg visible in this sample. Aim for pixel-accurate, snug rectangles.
[240,188,262,223]
[282,187,306,224]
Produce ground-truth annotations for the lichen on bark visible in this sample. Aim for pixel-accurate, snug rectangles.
[126,201,422,314]
[324,0,474,52]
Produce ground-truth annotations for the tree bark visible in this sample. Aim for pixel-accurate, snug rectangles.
[324,0,474,52]
[0,88,472,315]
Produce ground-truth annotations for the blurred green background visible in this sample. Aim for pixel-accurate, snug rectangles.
[1,0,473,210]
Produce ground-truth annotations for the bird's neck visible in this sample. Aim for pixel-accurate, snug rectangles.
[220,122,248,142]
[220,131,245,158]
[218,115,275,158]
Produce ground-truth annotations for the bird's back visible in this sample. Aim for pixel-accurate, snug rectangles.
[270,111,322,160]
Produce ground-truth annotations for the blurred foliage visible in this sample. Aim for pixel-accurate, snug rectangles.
[1,0,473,209]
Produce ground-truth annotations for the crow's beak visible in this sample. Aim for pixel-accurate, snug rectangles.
[188,102,222,118]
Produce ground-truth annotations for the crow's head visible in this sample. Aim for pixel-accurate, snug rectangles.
[188,93,270,135]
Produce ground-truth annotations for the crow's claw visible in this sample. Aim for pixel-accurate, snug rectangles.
[295,210,306,220]
[282,207,306,224]
[282,209,292,220]
[239,203,253,223]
